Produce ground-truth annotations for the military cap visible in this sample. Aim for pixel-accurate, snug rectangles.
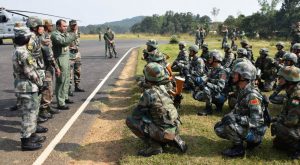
[26,16,43,28]
[69,20,77,26]
[146,39,158,49]
[14,26,31,38]
[189,45,199,53]
[282,53,298,64]
[144,62,167,82]
[292,43,300,50]
[240,39,249,45]
[209,50,223,62]
[275,42,284,48]
[278,66,300,82]
[43,19,53,26]
[259,48,269,55]
[178,41,187,47]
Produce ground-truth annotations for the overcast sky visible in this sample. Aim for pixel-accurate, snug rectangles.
[1,0,277,26]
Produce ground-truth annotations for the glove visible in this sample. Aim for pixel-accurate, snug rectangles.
[195,77,203,86]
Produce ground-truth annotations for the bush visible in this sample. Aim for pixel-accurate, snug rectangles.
[169,35,179,44]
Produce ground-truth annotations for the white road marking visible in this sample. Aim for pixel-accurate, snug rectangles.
[33,47,138,165]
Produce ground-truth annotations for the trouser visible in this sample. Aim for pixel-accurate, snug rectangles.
[69,52,82,91]
[19,92,39,138]
[40,69,54,109]
[55,54,70,106]
[221,37,228,48]
[193,86,226,107]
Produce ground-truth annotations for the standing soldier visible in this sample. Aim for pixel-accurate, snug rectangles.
[221,25,229,49]
[68,20,85,96]
[195,27,205,47]
[13,26,46,151]
[104,27,117,58]
[98,31,102,41]
[126,62,187,157]
[51,19,78,110]
[290,21,300,51]
[214,62,267,157]
[171,41,189,76]
[230,28,238,50]
[40,19,61,115]
[274,42,286,65]
[271,66,300,159]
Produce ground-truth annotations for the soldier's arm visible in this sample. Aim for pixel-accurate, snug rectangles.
[51,32,77,47]
[244,93,264,128]
[206,70,226,93]
[19,52,40,85]
[223,53,235,68]
[283,97,300,127]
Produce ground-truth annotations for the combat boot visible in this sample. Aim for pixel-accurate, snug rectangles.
[21,138,42,151]
[174,135,188,153]
[30,133,46,143]
[36,125,48,133]
[10,105,19,111]
[137,140,163,157]
[68,90,74,97]
[37,116,48,123]
[65,99,74,104]
[39,108,53,119]
[48,107,60,114]
[222,144,245,157]
[197,105,212,116]
[290,151,300,160]
[75,84,85,92]
[215,103,224,113]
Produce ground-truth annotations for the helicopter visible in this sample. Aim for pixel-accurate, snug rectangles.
[0,7,78,45]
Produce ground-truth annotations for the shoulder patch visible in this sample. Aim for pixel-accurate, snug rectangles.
[249,98,260,105]
[291,99,299,106]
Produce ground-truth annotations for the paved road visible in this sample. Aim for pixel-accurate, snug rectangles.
[0,39,146,165]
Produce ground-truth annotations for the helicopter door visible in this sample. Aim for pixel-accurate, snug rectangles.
[0,15,8,23]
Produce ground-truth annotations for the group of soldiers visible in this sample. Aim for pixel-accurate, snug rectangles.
[12,17,85,151]
[127,37,300,159]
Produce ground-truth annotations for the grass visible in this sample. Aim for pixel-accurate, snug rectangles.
[119,39,299,165]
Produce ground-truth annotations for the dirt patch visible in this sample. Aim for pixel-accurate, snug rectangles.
[68,49,138,165]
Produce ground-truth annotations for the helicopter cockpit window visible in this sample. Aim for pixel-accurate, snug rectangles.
[0,15,8,23]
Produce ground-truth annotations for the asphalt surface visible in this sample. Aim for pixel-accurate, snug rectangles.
[0,39,146,165]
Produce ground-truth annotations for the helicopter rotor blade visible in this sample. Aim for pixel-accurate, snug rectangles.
[6,10,29,18]
[7,9,80,21]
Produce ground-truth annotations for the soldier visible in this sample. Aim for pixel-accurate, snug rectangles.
[68,20,85,96]
[171,41,189,76]
[200,43,210,72]
[292,43,300,67]
[193,50,227,116]
[240,39,254,63]
[143,39,159,63]
[230,28,238,50]
[255,48,277,92]
[183,45,206,91]
[39,19,61,116]
[214,62,267,157]
[104,27,117,58]
[290,21,300,51]
[221,25,229,49]
[126,62,187,157]
[222,43,235,70]
[195,27,205,47]
[13,26,47,151]
[274,42,286,65]
[271,66,300,159]
[98,31,102,41]
[51,19,78,110]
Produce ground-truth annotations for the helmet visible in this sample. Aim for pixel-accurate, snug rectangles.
[240,39,249,45]
[276,42,284,48]
[189,45,199,53]
[43,19,53,26]
[259,48,269,55]
[277,66,300,82]
[26,16,43,28]
[178,41,187,47]
[146,39,158,49]
[237,48,247,56]
[282,53,298,64]
[69,20,77,26]
[13,26,31,45]
[223,43,230,49]
[292,43,300,50]
[232,61,257,80]
[144,62,167,82]
[201,43,208,49]
[209,50,223,62]
[148,52,164,62]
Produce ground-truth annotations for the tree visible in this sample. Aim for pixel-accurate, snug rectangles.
[211,7,220,22]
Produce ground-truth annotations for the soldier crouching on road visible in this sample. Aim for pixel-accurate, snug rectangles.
[214,62,267,157]
[126,62,187,157]
[12,26,47,151]
[271,66,300,159]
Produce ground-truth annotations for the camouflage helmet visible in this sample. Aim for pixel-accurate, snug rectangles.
[144,62,167,82]
[232,61,257,80]
[282,53,298,64]
[146,39,158,49]
[69,20,77,26]
[259,48,269,55]
[189,45,199,53]
[276,42,284,48]
[240,39,249,45]
[13,26,31,38]
[148,52,164,62]
[209,50,223,62]
[223,43,230,49]
[277,66,300,82]
[26,16,43,28]
[178,41,187,47]
[43,19,53,26]
[201,43,208,49]
[292,43,300,50]
[237,48,247,56]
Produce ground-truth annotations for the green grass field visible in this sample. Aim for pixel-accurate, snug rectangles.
[119,39,299,165]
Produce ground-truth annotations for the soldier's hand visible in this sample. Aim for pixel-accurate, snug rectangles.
[56,68,61,77]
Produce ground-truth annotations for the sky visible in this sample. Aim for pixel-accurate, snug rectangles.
[1,0,274,26]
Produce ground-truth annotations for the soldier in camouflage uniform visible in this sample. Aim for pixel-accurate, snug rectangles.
[221,26,229,49]
[126,62,187,157]
[12,26,47,151]
[171,41,189,76]
[200,43,210,72]
[240,40,254,63]
[271,66,300,159]
[51,19,78,110]
[40,19,61,115]
[255,48,277,92]
[68,20,85,96]
[183,45,206,91]
[230,28,238,50]
[104,27,117,58]
[291,21,300,52]
[195,27,205,47]
[222,43,235,70]
[274,42,286,65]
[193,50,228,116]
[214,62,267,157]
[292,43,300,67]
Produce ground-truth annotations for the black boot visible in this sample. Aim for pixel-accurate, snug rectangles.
[21,138,42,151]
[65,99,74,104]
[37,116,48,123]
[222,144,245,157]
[36,125,48,133]
[10,105,19,111]
[197,105,212,116]
[68,90,74,97]
[290,151,300,160]
[39,109,53,119]
[174,135,188,153]
[30,133,46,143]
[75,84,85,92]
[48,107,60,114]
[246,141,261,150]
[215,103,224,113]
[137,140,163,157]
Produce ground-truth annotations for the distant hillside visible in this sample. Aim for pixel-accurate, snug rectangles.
[79,16,146,34]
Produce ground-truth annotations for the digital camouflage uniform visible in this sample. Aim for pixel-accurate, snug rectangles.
[222,44,235,70]
[195,28,205,47]
[221,27,229,49]
[292,43,300,67]
[215,62,267,157]
[171,42,189,76]
[51,26,77,107]
[126,63,187,157]
[274,42,286,65]
[255,48,277,92]
[241,40,254,63]
[291,22,300,51]
[271,66,300,159]
[104,28,117,58]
